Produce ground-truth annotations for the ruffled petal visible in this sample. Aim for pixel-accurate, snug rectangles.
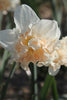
[32,19,61,40]
[57,36,67,66]
[28,38,41,50]
[0,29,18,51]
[14,4,40,34]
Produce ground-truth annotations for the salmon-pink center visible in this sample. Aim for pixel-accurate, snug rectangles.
[14,31,49,65]
[17,47,47,64]
[15,32,33,53]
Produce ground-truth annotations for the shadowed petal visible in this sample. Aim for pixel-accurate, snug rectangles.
[48,67,60,76]
[0,29,17,51]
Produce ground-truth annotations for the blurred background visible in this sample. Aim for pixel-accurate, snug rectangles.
[0,0,67,100]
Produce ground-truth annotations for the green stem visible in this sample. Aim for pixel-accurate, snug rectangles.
[39,74,53,100]
[29,62,38,100]
[34,63,38,100]
[52,77,58,100]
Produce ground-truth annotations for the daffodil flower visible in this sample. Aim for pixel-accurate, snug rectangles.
[57,37,67,66]
[0,0,20,14]
[0,4,61,75]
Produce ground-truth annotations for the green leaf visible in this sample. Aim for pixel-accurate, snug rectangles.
[0,50,10,85]
[50,0,62,26]
[39,74,53,100]
[63,0,67,12]
[51,77,58,100]
[0,62,16,100]
[0,12,3,29]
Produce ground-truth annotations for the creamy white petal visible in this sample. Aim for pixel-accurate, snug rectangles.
[32,19,61,40]
[14,4,40,34]
[28,38,41,50]
[57,36,67,66]
[0,29,18,51]
[48,67,60,76]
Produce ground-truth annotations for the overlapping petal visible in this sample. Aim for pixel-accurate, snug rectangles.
[28,38,41,50]
[31,19,61,40]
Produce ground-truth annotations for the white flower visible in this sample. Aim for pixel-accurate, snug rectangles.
[48,50,60,76]
[0,4,61,75]
[57,37,67,66]
[0,0,20,14]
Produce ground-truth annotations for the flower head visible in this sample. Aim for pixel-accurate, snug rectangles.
[0,0,20,14]
[57,37,67,66]
[0,4,61,75]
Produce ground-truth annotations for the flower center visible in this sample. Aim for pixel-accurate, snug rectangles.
[14,31,48,65]
[15,32,33,53]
